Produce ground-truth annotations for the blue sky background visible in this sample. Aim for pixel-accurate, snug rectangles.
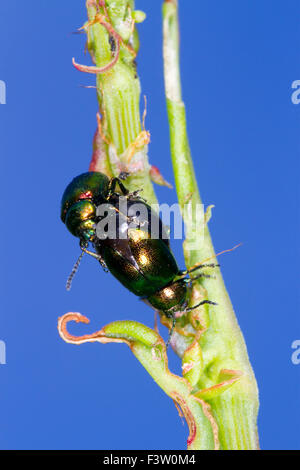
[0,0,299,450]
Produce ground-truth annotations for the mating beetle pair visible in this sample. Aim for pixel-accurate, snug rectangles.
[61,171,217,347]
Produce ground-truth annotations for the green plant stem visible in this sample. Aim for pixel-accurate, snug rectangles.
[64,0,259,450]
[162,0,259,449]
[85,0,157,205]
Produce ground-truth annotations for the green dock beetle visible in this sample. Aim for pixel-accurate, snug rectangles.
[61,171,217,347]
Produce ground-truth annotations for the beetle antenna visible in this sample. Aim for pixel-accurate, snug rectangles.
[66,250,85,291]
[200,243,243,265]
[165,314,176,350]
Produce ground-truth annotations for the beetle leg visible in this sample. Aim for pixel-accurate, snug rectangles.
[185,300,217,312]
[118,171,130,180]
[108,173,146,202]
[107,177,130,199]
[180,262,220,276]
[179,244,241,277]
[127,189,143,197]
[106,204,139,225]
[116,179,130,196]
[110,177,146,202]
[80,244,108,272]
[126,189,147,203]
[190,273,214,281]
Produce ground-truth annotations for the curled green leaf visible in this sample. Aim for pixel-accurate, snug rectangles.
[58,313,219,449]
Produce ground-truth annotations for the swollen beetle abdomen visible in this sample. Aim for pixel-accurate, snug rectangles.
[65,200,96,239]
[147,280,187,312]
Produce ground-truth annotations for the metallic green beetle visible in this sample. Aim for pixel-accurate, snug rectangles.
[61,171,217,347]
